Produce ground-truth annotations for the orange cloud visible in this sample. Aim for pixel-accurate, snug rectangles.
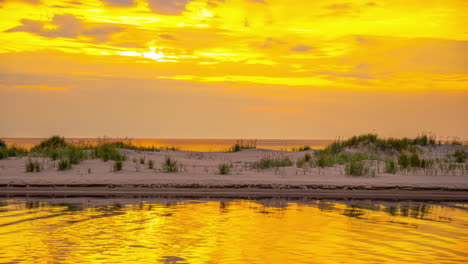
[243,107,303,114]
[13,84,69,91]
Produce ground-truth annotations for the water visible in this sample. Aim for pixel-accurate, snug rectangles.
[0,198,467,263]
[2,138,333,152]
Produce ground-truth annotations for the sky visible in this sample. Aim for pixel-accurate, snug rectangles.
[0,0,467,139]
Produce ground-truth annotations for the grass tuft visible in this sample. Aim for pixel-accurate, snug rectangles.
[162,156,179,173]
[113,160,123,172]
[345,160,371,176]
[250,155,293,169]
[230,139,257,152]
[218,163,233,174]
[148,159,154,169]
[58,159,72,171]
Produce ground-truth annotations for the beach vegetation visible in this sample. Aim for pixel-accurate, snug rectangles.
[453,149,467,163]
[162,156,179,173]
[230,139,257,152]
[148,159,154,169]
[345,160,371,176]
[58,159,72,171]
[25,159,41,172]
[296,153,312,167]
[113,160,123,172]
[0,145,28,159]
[0,140,6,149]
[91,143,126,162]
[292,146,311,151]
[250,155,293,169]
[385,159,397,174]
[218,163,233,174]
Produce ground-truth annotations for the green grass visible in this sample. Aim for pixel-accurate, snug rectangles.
[25,159,41,172]
[113,160,123,172]
[0,146,28,159]
[229,139,257,152]
[296,153,312,167]
[314,151,381,168]
[345,160,371,176]
[250,156,293,169]
[323,133,437,154]
[218,163,233,174]
[91,143,126,162]
[0,140,6,149]
[139,156,146,164]
[32,136,68,151]
[58,159,72,171]
[148,159,154,169]
[292,146,311,151]
[162,156,179,173]
[385,159,397,174]
[453,149,467,163]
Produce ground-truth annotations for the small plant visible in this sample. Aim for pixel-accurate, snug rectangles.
[113,160,123,172]
[148,159,154,169]
[32,136,68,151]
[140,156,146,164]
[218,163,233,174]
[58,159,72,171]
[0,140,6,149]
[385,159,397,174]
[345,160,370,176]
[293,146,311,151]
[162,156,179,173]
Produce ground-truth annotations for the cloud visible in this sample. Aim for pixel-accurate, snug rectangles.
[101,0,134,7]
[160,34,177,40]
[13,84,69,91]
[146,0,191,15]
[327,3,352,9]
[248,0,266,4]
[243,107,302,114]
[260,38,286,48]
[290,45,313,52]
[4,14,123,43]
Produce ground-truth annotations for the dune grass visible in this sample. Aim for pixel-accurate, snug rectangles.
[218,163,233,174]
[25,159,41,172]
[345,160,372,176]
[230,139,257,152]
[58,159,72,171]
[162,156,179,173]
[250,155,293,169]
[113,160,123,172]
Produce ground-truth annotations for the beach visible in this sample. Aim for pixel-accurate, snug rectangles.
[1,147,467,200]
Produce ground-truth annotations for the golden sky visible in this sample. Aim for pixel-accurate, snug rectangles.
[0,0,467,138]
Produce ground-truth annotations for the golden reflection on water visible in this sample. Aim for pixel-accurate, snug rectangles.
[0,199,467,264]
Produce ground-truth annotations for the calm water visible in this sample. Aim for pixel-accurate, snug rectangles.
[0,198,467,264]
[2,138,333,152]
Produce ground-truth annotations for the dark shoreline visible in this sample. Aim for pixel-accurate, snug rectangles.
[1,186,468,201]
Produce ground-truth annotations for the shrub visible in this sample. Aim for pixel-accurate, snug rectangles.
[26,159,35,172]
[162,156,179,173]
[58,159,72,171]
[250,156,293,169]
[293,146,311,151]
[385,159,397,174]
[218,163,233,174]
[148,159,154,169]
[113,160,123,171]
[345,161,370,176]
